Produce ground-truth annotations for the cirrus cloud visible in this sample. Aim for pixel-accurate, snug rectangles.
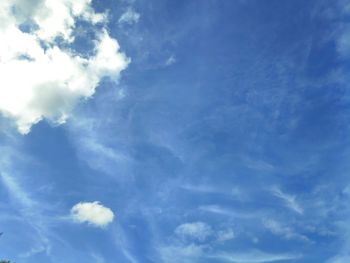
[118,8,140,25]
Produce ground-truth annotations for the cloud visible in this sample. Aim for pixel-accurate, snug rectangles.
[335,0,350,58]
[180,184,221,194]
[111,225,140,263]
[158,244,207,263]
[67,113,132,177]
[210,250,302,263]
[158,244,300,263]
[271,188,303,214]
[0,0,129,134]
[0,172,35,208]
[199,205,255,219]
[118,8,140,25]
[0,146,53,258]
[71,201,114,227]
[91,253,106,263]
[216,228,235,242]
[327,255,350,263]
[263,219,309,242]
[165,55,176,66]
[175,222,213,242]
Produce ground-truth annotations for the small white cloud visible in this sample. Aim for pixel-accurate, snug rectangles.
[71,201,114,227]
[216,228,235,242]
[175,222,212,241]
[263,219,309,242]
[118,8,140,25]
[165,55,176,66]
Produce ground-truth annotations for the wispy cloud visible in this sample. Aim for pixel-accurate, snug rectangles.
[175,222,213,242]
[180,184,224,194]
[209,250,302,263]
[158,243,207,263]
[271,188,303,214]
[158,242,301,263]
[67,112,132,178]
[165,55,176,66]
[118,8,140,25]
[0,172,35,209]
[263,219,310,242]
[0,148,53,259]
[112,224,140,263]
[216,228,235,242]
[199,205,256,219]
[90,253,106,263]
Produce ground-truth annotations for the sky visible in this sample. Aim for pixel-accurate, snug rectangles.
[1,0,350,262]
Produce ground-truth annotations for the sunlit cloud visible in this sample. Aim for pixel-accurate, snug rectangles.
[71,201,115,227]
[0,0,129,134]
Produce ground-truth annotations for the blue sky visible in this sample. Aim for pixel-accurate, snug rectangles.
[1,0,350,262]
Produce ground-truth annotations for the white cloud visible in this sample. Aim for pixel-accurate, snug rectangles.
[175,222,212,241]
[0,146,53,257]
[165,55,176,66]
[71,201,114,227]
[0,172,35,208]
[327,255,350,263]
[271,188,303,214]
[67,114,131,176]
[263,219,309,242]
[210,250,302,263]
[216,228,235,242]
[199,205,255,219]
[158,244,300,263]
[0,0,129,134]
[158,244,207,263]
[118,8,140,25]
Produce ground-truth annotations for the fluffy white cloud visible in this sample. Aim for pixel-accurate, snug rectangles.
[118,8,140,25]
[71,201,114,227]
[0,0,129,134]
[175,222,212,241]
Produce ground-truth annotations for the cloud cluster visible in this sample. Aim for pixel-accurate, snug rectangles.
[0,0,129,134]
[71,201,114,227]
